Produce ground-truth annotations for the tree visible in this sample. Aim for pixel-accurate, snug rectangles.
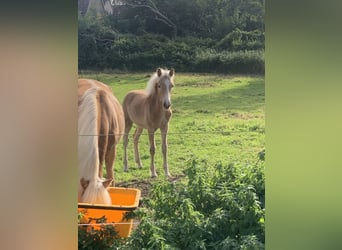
[124,0,177,37]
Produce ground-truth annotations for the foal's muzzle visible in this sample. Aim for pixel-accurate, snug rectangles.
[164,102,171,109]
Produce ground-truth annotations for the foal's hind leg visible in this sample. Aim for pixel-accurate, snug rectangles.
[123,120,133,172]
[133,126,144,169]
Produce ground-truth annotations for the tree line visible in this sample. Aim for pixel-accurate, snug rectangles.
[78,0,265,74]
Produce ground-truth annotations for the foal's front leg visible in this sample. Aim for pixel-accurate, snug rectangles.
[133,126,143,168]
[148,129,157,177]
[123,119,133,172]
[161,125,171,177]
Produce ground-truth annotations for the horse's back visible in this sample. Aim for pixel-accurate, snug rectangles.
[97,87,125,139]
[123,90,147,105]
[78,79,124,136]
[78,79,112,100]
[122,90,148,126]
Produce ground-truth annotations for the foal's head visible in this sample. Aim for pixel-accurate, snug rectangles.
[147,68,175,109]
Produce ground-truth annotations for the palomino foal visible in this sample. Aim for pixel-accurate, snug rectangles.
[123,68,175,177]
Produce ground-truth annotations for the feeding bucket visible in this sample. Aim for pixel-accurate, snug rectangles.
[78,187,141,237]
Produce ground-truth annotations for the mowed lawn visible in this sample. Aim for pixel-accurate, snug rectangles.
[78,72,265,184]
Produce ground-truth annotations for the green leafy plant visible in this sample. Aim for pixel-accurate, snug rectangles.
[78,214,124,250]
[126,158,265,249]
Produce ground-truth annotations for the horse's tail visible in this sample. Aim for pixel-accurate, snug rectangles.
[78,87,112,204]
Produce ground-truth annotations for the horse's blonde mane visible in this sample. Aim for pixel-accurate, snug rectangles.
[81,181,112,204]
[78,87,112,205]
[78,87,99,182]
[146,69,171,95]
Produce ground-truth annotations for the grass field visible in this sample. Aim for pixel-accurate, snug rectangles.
[78,71,265,192]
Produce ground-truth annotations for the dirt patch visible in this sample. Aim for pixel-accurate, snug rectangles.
[229,112,264,120]
[116,179,152,197]
[116,174,186,198]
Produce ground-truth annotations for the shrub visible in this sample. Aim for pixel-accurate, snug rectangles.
[78,214,124,250]
[78,13,118,69]
[194,49,265,74]
[126,159,265,249]
[216,29,265,51]
[78,15,265,74]
[77,157,265,249]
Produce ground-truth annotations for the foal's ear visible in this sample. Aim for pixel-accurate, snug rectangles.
[157,68,162,77]
[80,178,90,190]
[169,68,175,77]
[102,178,113,188]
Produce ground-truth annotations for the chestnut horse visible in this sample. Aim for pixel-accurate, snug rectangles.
[123,68,175,177]
[78,79,124,204]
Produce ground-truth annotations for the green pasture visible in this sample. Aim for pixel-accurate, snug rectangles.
[78,72,265,184]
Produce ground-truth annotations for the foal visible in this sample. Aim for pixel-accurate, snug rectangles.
[123,68,175,177]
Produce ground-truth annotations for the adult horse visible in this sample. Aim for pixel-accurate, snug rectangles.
[123,68,175,178]
[78,79,124,204]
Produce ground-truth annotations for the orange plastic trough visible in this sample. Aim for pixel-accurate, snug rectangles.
[78,187,141,237]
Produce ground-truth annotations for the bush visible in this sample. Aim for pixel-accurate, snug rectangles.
[78,214,124,250]
[77,157,265,249]
[104,34,199,71]
[78,13,264,74]
[194,49,265,74]
[127,159,265,249]
[216,29,265,51]
[78,13,118,69]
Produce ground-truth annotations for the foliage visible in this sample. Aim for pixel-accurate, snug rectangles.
[126,159,265,249]
[78,0,265,73]
[78,214,124,249]
[216,29,265,51]
[78,159,265,249]
[78,14,118,69]
[78,27,264,73]
[193,49,264,74]
[112,0,264,39]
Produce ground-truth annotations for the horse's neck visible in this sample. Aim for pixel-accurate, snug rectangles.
[148,93,163,113]
[146,93,171,124]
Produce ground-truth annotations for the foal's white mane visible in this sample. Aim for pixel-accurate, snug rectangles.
[146,69,171,95]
